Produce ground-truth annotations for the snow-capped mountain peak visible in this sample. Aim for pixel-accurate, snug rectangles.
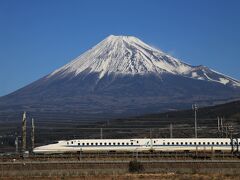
[48,35,192,79]
[48,35,240,87]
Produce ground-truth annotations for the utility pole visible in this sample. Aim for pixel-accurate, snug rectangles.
[22,112,27,152]
[31,118,35,152]
[15,136,18,153]
[192,104,198,138]
[225,124,228,138]
[170,123,173,138]
[100,128,103,139]
[217,117,221,137]
[220,117,223,138]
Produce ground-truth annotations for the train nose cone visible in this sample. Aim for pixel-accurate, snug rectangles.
[33,147,41,153]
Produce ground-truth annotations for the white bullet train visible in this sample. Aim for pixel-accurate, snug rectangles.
[33,138,240,154]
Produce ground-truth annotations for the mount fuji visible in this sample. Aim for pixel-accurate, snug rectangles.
[0,35,240,120]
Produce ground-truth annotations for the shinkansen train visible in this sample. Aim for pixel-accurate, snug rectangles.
[33,138,240,154]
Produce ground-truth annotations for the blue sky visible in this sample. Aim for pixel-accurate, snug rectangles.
[0,0,240,96]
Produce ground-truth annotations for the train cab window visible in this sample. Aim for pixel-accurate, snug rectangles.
[78,143,80,146]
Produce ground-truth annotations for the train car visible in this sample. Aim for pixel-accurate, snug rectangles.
[33,138,240,154]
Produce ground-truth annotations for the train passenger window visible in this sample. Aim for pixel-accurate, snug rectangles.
[96,143,98,145]
[113,143,116,145]
[91,143,93,145]
[167,142,170,145]
[82,143,85,146]
[221,142,223,145]
[225,142,228,145]
[122,142,124,145]
[71,141,73,144]
[190,142,192,145]
[109,143,111,145]
[154,141,156,143]
[181,142,183,145]
[78,143,80,146]
[104,142,107,145]
[118,142,120,145]
[185,142,188,145]
[87,143,89,145]
[235,142,237,145]
[239,142,240,145]
[216,142,219,145]
[126,143,129,145]
[212,142,214,145]
[67,142,69,145]
[176,142,179,145]
[203,142,205,145]
[194,142,196,145]
[137,141,139,143]
[163,142,165,145]
[207,142,210,145]
[131,142,133,145]
[172,142,174,145]
[100,143,102,145]
[198,142,201,145]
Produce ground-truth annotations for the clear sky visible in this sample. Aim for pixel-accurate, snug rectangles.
[0,0,240,96]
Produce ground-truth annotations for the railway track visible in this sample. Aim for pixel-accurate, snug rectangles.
[1,159,240,165]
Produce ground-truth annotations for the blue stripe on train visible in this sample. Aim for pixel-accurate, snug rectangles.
[66,144,235,147]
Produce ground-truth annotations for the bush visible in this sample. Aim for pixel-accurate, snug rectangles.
[128,160,144,173]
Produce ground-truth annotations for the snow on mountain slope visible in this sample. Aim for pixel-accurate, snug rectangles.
[47,35,240,87]
[48,35,192,78]
[182,65,240,87]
